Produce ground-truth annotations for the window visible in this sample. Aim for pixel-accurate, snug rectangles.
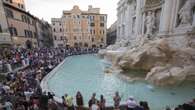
[77,15,80,18]
[101,38,104,42]
[90,23,95,27]
[21,15,25,22]
[24,30,33,38]
[53,28,56,32]
[100,23,104,27]
[24,30,27,37]
[90,16,94,21]
[29,31,33,38]
[100,16,105,21]
[74,36,77,40]
[5,9,14,18]
[32,20,36,25]
[61,36,63,40]
[21,15,31,24]
[21,4,24,9]
[0,25,2,33]
[92,38,94,42]
[9,27,17,36]
[60,28,62,32]
[53,23,55,25]
[26,17,30,24]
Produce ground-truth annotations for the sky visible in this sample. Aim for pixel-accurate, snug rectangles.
[25,0,118,28]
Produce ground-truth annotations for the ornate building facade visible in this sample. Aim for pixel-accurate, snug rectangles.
[0,0,54,48]
[116,0,195,47]
[52,5,107,48]
[100,0,195,86]
[2,0,38,48]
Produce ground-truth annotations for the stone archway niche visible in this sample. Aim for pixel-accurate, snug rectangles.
[143,0,163,36]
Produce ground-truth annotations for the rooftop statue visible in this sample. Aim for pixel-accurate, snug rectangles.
[178,0,195,26]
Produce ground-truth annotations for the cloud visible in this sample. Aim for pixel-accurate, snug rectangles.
[25,0,118,27]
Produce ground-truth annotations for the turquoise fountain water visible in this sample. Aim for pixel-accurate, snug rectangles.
[47,54,195,110]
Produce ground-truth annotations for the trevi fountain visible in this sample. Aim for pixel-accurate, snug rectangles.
[99,0,195,86]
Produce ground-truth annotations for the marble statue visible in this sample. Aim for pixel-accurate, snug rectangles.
[145,11,155,36]
[179,0,195,26]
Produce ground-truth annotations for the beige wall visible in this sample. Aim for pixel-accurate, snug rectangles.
[52,5,107,48]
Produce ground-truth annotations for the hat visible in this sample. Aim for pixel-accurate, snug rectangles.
[129,96,134,100]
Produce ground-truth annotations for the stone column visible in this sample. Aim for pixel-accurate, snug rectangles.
[142,12,146,34]
[159,0,174,35]
[135,0,144,36]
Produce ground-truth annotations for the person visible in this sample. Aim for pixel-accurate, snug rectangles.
[91,101,100,110]
[113,91,121,110]
[65,95,74,110]
[39,92,49,110]
[99,95,106,110]
[165,106,171,110]
[48,98,58,110]
[62,96,67,110]
[126,96,137,110]
[2,99,13,110]
[48,92,55,99]
[76,91,84,110]
[88,93,98,108]
[140,101,150,110]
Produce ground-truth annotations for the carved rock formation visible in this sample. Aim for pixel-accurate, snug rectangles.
[99,35,195,86]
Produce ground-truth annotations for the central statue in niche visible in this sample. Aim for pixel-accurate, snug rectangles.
[145,11,155,36]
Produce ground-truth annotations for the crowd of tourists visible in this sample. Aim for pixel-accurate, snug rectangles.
[0,47,99,110]
[0,47,194,110]
[60,91,150,110]
[0,47,99,73]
